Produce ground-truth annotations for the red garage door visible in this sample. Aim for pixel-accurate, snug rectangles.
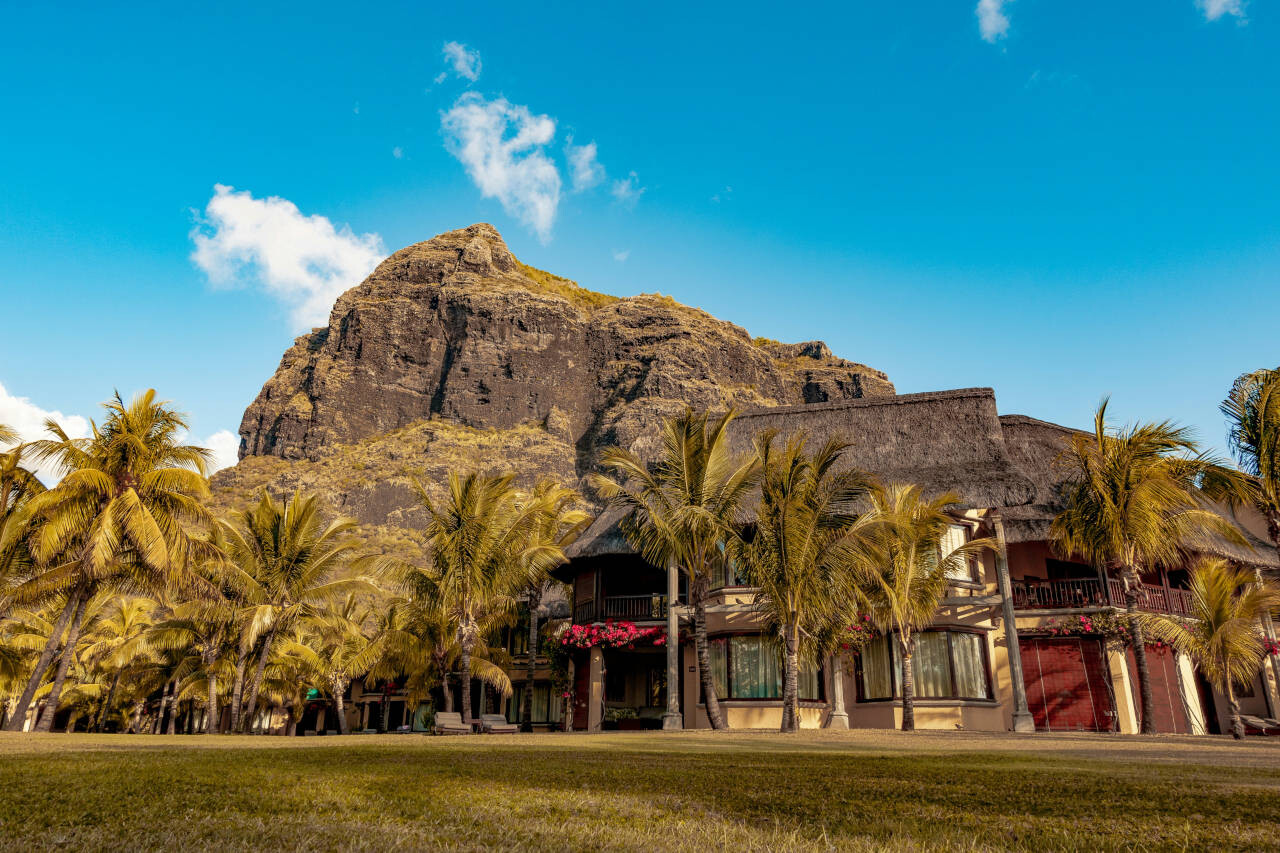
[1127,644,1190,734]
[1024,637,1114,732]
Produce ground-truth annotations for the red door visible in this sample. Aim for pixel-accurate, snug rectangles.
[1127,644,1190,734]
[1023,637,1114,732]
[572,654,591,731]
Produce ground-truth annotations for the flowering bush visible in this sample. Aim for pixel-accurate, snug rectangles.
[1264,638,1280,657]
[838,614,881,654]
[560,620,667,650]
[1035,612,1133,641]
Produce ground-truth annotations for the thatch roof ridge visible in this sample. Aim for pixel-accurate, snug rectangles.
[734,386,998,421]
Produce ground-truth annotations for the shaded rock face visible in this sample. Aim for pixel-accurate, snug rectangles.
[220,223,893,531]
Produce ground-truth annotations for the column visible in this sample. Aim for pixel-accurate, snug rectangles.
[662,557,683,730]
[588,646,605,732]
[824,654,849,729]
[991,511,1035,733]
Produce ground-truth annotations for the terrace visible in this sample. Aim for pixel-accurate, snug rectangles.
[1011,576,1195,616]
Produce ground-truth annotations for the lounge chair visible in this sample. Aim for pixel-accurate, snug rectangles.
[479,713,518,734]
[432,711,472,735]
[1241,716,1280,736]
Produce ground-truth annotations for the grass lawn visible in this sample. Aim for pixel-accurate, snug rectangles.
[2,730,1279,851]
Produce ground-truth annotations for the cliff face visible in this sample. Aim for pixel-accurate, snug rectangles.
[215,223,893,537]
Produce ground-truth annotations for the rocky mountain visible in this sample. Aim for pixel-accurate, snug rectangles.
[211,223,893,548]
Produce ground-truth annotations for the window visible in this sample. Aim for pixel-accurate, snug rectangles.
[507,683,564,724]
[708,635,822,701]
[940,524,977,582]
[711,555,745,589]
[857,630,991,701]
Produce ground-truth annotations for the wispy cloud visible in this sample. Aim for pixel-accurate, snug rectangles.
[441,93,562,243]
[442,41,482,82]
[611,171,645,208]
[612,249,630,262]
[392,146,404,159]
[1197,0,1246,21]
[566,139,604,192]
[190,184,385,329]
[976,0,1012,43]
[0,383,239,482]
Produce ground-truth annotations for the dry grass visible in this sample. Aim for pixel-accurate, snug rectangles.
[1,730,1279,851]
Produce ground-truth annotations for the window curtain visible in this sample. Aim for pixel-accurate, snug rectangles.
[730,635,782,698]
[710,638,729,699]
[913,631,952,698]
[941,524,972,581]
[861,637,894,700]
[951,632,990,699]
[799,660,821,701]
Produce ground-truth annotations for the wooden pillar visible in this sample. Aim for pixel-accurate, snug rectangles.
[661,558,683,730]
[991,511,1035,732]
[824,654,849,729]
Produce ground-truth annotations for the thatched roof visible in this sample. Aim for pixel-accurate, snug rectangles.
[997,414,1280,569]
[727,388,1038,510]
[563,505,635,560]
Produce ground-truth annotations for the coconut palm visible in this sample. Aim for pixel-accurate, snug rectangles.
[219,489,374,732]
[280,595,383,734]
[79,595,156,731]
[1140,558,1280,738]
[850,483,993,732]
[590,408,761,730]
[515,482,590,732]
[5,391,213,732]
[732,431,871,732]
[1222,367,1280,549]
[1051,400,1248,734]
[411,472,571,726]
[0,434,46,609]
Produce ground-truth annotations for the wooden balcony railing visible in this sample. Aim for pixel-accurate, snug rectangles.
[573,594,668,624]
[1013,577,1195,616]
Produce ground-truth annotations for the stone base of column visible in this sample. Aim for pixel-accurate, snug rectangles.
[1012,711,1035,733]
[661,712,684,731]
[824,712,849,730]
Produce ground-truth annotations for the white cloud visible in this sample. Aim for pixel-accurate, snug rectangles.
[442,41,481,82]
[392,146,404,159]
[190,184,386,329]
[0,382,91,484]
[612,249,630,262]
[1197,0,1246,21]
[611,171,645,208]
[976,0,1012,43]
[566,139,604,193]
[202,429,240,474]
[441,93,562,242]
[433,72,447,85]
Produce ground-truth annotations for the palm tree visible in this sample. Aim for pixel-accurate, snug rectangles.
[219,489,373,732]
[732,431,870,732]
[79,595,155,732]
[1051,400,1247,734]
[1140,558,1280,738]
[281,595,382,735]
[0,433,46,610]
[590,409,761,730]
[5,391,214,732]
[411,472,570,726]
[851,483,993,732]
[516,482,589,732]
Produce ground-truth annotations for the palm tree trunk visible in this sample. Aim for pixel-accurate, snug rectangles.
[900,633,916,732]
[241,625,277,733]
[1123,572,1157,734]
[205,654,220,734]
[692,579,727,730]
[152,679,172,734]
[521,589,541,732]
[166,694,179,735]
[94,670,121,733]
[781,620,800,733]
[1226,680,1244,739]
[458,630,474,726]
[334,679,350,735]
[5,586,80,731]
[128,700,144,733]
[228,644,249,733]
[65,710,78,733]
[34,592,90,733]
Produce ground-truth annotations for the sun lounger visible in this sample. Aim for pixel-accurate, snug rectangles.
[1241,715,1280,736]
[432,711,472,735]
[479,713,518,734]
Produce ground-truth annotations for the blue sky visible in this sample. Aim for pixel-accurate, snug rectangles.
[1,0,1276,478]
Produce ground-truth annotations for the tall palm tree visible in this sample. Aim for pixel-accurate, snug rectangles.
[1223,367,1280,549]
[1140,558,1280,738]
[516,482,589,732]
[79,595,155,732]
[220,489,373,732]
[590,409,761,730]
[1051,400,1247,734]
[6,391,214,732]
[732,431,871,732]
[851,483,993,732]
[280,595,382,735]
[0,433,46,610]
[412,471,570,726]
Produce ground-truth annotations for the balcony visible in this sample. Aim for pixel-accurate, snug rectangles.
[573,594,668,624]
[1011,577,1194,617]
